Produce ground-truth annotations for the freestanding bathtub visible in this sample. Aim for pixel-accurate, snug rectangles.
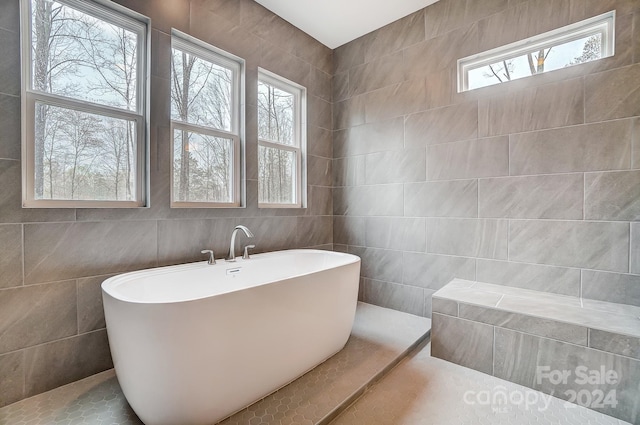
[101,249,360,425]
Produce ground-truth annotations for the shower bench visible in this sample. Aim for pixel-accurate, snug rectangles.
[430,278,640,424]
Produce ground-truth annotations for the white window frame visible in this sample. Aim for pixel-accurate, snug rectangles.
[20,0,150,208]
[458,11,615,92]
[170,30,245,208]
[257,68,307,209]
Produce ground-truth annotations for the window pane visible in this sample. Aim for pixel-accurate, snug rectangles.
[258,145,295,204]
[173,129,234,203]
[171,48,233,131]
[31,0,138,111]
[34,102,136,201]
[258,82,295,146]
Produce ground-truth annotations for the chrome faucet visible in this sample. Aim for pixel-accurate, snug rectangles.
[226,225,254,262]
[201,249,215,265]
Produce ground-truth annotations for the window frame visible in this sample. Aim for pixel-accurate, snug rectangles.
[257,68,307,209]
[458,11,616,92]
[169,30,245,208]
[20,0,150,208]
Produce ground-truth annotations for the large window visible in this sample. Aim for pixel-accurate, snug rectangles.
[170,32,243,207]
[458,11,615,92]
[257,69,306,208]
[21,0,148,207]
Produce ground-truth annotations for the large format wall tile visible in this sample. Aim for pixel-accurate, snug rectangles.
[589,329,640,361]
[0,94,19,160]
[402,252,476,290]
[582,270,640,307]
[585,170,640,220]
[363,79,428,123]
[348,51,404,96]
[404,180,478,217]
[365,217,426,252]
[0,351,23,408]
[509,220,629,272]
[297,216,333,248]
[364,279,425,316]
[0,0,19,33]
[478,174,583,219]
[334,118,404,157]
[405,101,478,148]
[77,275,110,333]
[24,221,158,284]
[333,156,365,187]
[634,118,640,168]
[632,223,640,274]
[427,136,509,180]
[476,259,581,296]
[0,224,21,289]
[363,10,425,62]
[333,216,366,246]
[509,120,632,175]
[334,185,404,216]
[427,218,508,260]
[349,247,403,283]
[364,148,426,184]
[0,28,19,97]
[585,63,640,122]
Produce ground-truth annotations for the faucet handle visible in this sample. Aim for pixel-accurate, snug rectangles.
[200,249,216,265]
[242,245,255,260]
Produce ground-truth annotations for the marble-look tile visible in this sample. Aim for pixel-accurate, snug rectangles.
[235,216,300,252]
[334,117,404,157]
[333,36,365,74]
[478,77,584,137]
[24,221,158,284]
[424,289,435,317]
[348,51,404,97]
[431,297,458,316]
[479,174,584,219]
[297,216,332,248]
[632,223,640,274]
[333,96,366,130]
[635,12,640,64]
[459,303,588,345]
[150,29,171,80]
[333,156,365,187]
[348,247,403,284]
[494,328,640,423]
[292,31,332,75]
[510,120,632,175]
[307,155,332,187]
[333,216,366,246]
[307,68,331,102]
[364,217,426,252]
[307,126,332,159]
[332,71,349,103]
[582,298,640,319]
[476,259,581,296]
[402,252,476,290]
[473,281,583,307]
[463,0,509,25]
[77,275,110,333]
[364,279,425,317]
[0,94,19,160]
[634,118,640,169]
[509,220,629,272]
[307,185,332,216]
[363,10,425,62]
[24,330,113,398]
[405,101,478,148]
[334,185,404,216]
[585,170,640,220]
[307,95,332,131]
[432,313,494,374]
[363,79,427,124]
[582,270,640,307]
[0,28,19,97]
[150,75,170,127]
[0,0,19,33]
[404,180,478,218]
[427,136,509,180]
[585,63,640,122]
[589,329,640,361]
[114,0,189,33]
[0,281,77,354]
[0,351,23,408]
[585,0,640,16]
[365,148,426,184]
[433,285,503,307]
[427,218,508,260]
[0,224,22,289]
[424,0,468,40]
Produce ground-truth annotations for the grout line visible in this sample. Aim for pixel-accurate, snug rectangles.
[21,224,25,287]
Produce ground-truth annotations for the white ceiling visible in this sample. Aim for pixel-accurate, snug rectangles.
[254,0,439,49]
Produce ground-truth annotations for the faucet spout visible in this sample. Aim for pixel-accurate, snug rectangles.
[227,225,254,262]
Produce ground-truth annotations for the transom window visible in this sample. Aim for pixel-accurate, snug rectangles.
[21,0,148,207]
[170,31,244,207]
[257,69,306,208]
[458,11,615,92]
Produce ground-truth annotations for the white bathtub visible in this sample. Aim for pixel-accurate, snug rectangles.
[101,249,360,425]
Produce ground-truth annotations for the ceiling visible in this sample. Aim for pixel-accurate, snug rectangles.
[254,0,439,49]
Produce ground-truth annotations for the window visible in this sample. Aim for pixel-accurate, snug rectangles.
[21,0,148,207]
[458,11,615,92]
[257,69,306,208]
[170,32,244,207]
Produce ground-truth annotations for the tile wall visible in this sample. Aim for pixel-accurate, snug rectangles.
[333,0,640,317]
[0,0,333,407]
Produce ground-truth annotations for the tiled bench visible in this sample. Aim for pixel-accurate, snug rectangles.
[431,279,640,424]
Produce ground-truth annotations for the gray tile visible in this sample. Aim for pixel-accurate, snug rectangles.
[364,279,425,317]
[424,289,435,317]
[363,10,425,62]
[478,77,584,137]
[405,102,478,148]
[297,216,332,248]
[589,329,640,360]
[634,118,640,168]
[24,330,113,398]
[494,328,640,423]
[632,223,640,274]
[24,221,158,284]
[307,155,332,187]
[363,79,428,124]
[433,284,503,307]
[582,270,640,307]
[333,96,366,130]
[333,156,365,187]
[334,117,404,157]
[402,252,476,290]
[424,0,468,40]
[427,136,509,180]
[348,51,404,97]
[459,303,588,345]
[478,174,584,219]
[0,224,22,289]
[334,185,404,217]
[364,217,426,252]
[509,220,629,272]
[585,0,640,16]
[0,281,77,354]
[333,216,366,246]
[308,185,332,216]
[0,351,23,408]
[0,28,19,96]
[0,0,19,33]
[404,180,478,218]
[585,170,640,220]
[432,313,494,374]
[476,259,581,296]
[332,71,349,103]
[349,247,403,284]
[0,94,19,160]
[432,297,458,316]
[308,126,332,159]
[427,218,508,259]
[307,67,331,102]
[150,29,171,80]
[114,0,189,33]
[77,275,111,333]
[585,63,640,122]
[236,217,299,253]
[308,95,332,131]
[510,120,632,175]
[364,149,426,184]
[333,36,365,74]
